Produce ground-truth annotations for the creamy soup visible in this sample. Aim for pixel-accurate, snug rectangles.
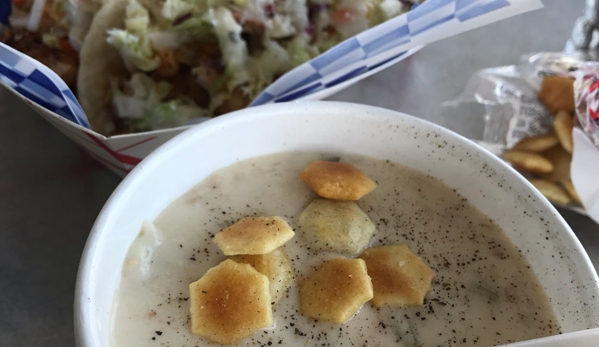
[111,152,560,347]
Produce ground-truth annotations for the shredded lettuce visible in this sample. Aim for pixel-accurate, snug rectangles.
[42,33,61,48]
[333,0,370,39]
[207,0,240,9]
[125,0,150,35]
[148,31,183,48]
[103,0,419,131]
[316,35,340,53]
[207,65,233,94]
[378,0,406,21]
[240,0,270,23]
[278,0,308,31]
[70,0,103,13]
[310,4,336,51]
[130,100,207,131]
[161,0,195,20]
[148,82,173,103]
[203,7,249,90]
[112,95,147,119]
[106,0,161,71]
[310,0,333,4]
[246,40,292,97]
[287,37,317,67]
[111,77,146,120]
[107,29,161,71]
[111,73,172,119]
[266,14,296,38]
[173,17,212,35]
[208,91,227,112]
[131,73,171,101]
[111,73,206,131]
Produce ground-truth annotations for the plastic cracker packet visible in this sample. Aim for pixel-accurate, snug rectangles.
[447,52,595,216]
[448,53,583,152]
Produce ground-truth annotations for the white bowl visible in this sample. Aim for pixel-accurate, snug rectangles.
[74,101,599,347]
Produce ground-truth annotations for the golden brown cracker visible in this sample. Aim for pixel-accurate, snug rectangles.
[512,133,558,152]
[299,199,375,255]
[553,111,574,154]
[299,258,373,324]
[360,245,434,308]
[231,247,294,305]
[561,180,582,206]
[529,179,572,205]
[301,161,377,200]
[538,75,575,114]
[539,145,572,183]
[214,216,294,255]
[189,259,272,344]
[504,150,554,174]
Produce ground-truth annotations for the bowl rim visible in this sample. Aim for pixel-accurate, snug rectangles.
[74,100,599,347]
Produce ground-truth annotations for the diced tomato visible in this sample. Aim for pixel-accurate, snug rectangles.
[330,7,356,24]
[59,39,79,62]
[13,0,28,8]
[264,4,274,18]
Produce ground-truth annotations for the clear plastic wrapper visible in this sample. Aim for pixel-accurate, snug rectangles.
[448,52,590,214]
[451,53,586,151]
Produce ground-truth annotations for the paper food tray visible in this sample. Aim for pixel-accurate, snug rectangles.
[0,0,544,176]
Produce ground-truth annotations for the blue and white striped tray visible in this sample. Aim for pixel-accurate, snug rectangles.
[0,43,90,128]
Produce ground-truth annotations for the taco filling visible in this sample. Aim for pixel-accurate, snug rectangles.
[96,0,423,133]
[1,0,100,88]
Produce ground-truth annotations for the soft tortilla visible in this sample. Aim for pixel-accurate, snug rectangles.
[77,0,128,136]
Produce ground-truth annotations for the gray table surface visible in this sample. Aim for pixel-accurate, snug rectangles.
[1,0,597,345]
